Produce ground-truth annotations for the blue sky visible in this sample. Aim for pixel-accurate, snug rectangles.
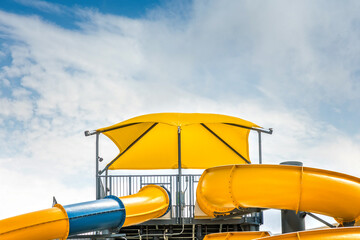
[1,0,165,18]
[0,0,360,234]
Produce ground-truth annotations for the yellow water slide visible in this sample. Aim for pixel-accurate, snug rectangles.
[120,184,171,227]
[204,228,360,240]
[0,185,170,240]
[0,205,69,240]
[197,164,360,225]
[259,227,360,239]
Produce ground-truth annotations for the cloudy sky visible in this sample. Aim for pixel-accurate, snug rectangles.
[0,0,360,234]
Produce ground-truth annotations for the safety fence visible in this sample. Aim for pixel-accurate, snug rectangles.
[99,174,201,220]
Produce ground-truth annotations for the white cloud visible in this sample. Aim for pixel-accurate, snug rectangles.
[14,0,66,15]
[0,97,33,120]
[0,167,93,219]
[0,1,359,234]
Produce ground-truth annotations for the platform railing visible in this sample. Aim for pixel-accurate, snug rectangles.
[98,174,201,220]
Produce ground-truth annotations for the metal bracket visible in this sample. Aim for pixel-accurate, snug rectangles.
[84,130,97,136]
[306,212,336,228]
[52,196,58,207]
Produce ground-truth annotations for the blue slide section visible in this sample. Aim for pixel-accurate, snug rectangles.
[64,195,126,236]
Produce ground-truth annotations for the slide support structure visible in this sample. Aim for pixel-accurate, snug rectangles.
[280,161,306,233]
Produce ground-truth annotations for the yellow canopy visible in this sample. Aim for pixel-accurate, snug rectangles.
[97,113,260,170]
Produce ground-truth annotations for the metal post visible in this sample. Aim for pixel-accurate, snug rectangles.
[129,176,132,195]
[103,229,114,240]
[177,126,182,224]
[280,161,306,233]
[196,225,202,240]
[96,133,100,200]
[258,131,262,164]
[105,169,109,197]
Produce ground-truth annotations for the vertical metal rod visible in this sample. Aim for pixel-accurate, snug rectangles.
[109,176,112,195]
[192,224,195,240]
[96,133,100,200]
[258,131,262,164]
[178,126,182,176]
[190,176,193,219]
[105,169,109,197]
[129,176,132,195]
[177,126,182,223]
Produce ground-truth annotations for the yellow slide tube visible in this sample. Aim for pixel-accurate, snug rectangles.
[0,204,69,240]
[0,185,170,240]
[196,164,360,225]
[204,231,270,240]
[120,184,170,227]
[258,227,360,239]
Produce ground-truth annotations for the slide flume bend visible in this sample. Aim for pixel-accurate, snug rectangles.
[204,228,360,240]
[203,228,360,240]
[196,164,360,225]
[0,184,170,240]
[258,227,360,240]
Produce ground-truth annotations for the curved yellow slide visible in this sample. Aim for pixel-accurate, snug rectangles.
[120,184,171,227]
[0,205,69,240]
[0,185,170,240]
[259,227,360,239]
[197,164,360,225]
[204,228,360,240]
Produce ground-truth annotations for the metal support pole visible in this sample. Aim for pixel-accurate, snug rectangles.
[96,133,100,200]
[196,225,202,240]
[177,126,182,224]
[103,229,114,240]
[258,131,262,164]
[280,161,306,233]
[105,169,109,197]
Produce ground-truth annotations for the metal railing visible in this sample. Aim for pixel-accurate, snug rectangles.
[98,174,201,220]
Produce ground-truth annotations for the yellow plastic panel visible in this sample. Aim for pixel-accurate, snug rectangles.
[204,231,270,240]
[0,204,69,240]
[206,123,251,161]
[181,124,249,169]
[120,185,170,227]
[103,122,154,152]
[196,165,360,224]
[258,227,360,239]
[109,123,178,169]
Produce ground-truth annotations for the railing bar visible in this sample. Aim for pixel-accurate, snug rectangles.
[115,176,118,196]
[103,174,200,177]
[116,176,118,196]
[170,176,173,218]
[140,182,171,185]
[109,176,112,195]
[190,176,193,219]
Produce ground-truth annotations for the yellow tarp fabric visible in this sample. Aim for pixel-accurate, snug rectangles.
[97,113,260,170]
